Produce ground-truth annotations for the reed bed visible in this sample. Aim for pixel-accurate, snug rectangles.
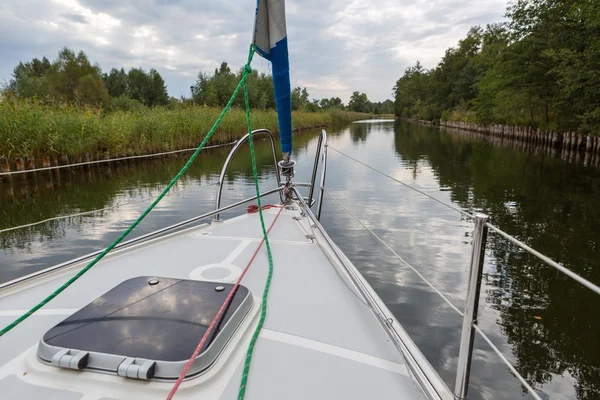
[0,99,370,160]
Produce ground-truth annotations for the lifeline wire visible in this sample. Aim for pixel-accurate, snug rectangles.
[323,188,546,399]
[329,145,600,296]
[323,188,463,316]
[0,142,237,177]
[328,146,474,218]
[0,182,218,234]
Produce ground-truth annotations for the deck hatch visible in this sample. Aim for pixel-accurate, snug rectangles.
[37,276,253,379]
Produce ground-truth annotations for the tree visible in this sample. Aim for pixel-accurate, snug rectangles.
[47,48,108,106]
[103,68,128,98]
[7,57,52,99]
[192,62,276,109]
[5,48,174,109]
[291,87,309,110]
[393,1,600,132]
[125,67,168,107]
[148,69,169,106]
[372,99,394,115]
[8,48,109,106]
[348,91,371,113]
[329,97,344,108]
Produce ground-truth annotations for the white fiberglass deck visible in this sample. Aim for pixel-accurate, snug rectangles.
[0,204,444,399]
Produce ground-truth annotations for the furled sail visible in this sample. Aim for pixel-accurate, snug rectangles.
[253,0,292,158]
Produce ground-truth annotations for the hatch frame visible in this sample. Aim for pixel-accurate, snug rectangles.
[37,276,254,381]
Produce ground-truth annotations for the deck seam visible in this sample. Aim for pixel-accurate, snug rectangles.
[260,328,409,377]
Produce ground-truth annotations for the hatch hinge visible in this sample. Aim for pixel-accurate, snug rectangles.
[117,357,156,380]
[51,349,89,370]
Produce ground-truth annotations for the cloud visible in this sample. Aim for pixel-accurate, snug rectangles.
[61,13,89,24]
[0,0,507,102]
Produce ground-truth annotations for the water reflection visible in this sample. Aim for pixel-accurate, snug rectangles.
[391,121,600,399]
[1,121,598,399]
[348,121,373,144]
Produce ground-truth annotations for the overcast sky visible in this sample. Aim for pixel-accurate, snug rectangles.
[0,0,507,103]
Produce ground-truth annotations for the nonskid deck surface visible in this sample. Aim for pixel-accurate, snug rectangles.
[0,205,423,399]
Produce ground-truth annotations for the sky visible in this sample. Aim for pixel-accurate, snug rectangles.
[0,0,507,103]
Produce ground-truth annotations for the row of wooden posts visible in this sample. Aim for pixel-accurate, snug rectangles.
[440,121,600,157]
[406,118,600,167]
[0,155,162,203]
[442,125,600,167]
[0,152,111,180]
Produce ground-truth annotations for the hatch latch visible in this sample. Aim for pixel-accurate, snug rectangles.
[51,349,89,370]
[117,357,156,380]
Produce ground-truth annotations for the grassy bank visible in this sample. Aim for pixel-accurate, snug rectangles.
[0,99,370,160]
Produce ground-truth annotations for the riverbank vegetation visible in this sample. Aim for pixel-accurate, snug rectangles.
[394,0,600,134]
[0,98,369,160]
[0,48,389,160]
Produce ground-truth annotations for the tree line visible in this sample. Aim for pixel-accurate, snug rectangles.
[5,48,169,111]
[192,61,394,114]
[3,48,393,114]
[394,0,600,133]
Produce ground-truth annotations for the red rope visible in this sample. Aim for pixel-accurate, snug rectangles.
[246,204,280,213]
[166,205,283,399]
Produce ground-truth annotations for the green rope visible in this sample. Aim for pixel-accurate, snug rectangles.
[0,46,256,338]
[237,46,276,400]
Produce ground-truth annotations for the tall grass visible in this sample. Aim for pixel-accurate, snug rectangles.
[0,98,370,160]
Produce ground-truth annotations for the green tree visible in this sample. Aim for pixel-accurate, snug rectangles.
[329,97,344,109]
[192,62,275,109]
[291,87,309,110]
[394,1,600,133]
[348,91,371,113]
[103,68,128,98]
[47,48,108,106]
[7,57,52,99]
[126,67,169,107]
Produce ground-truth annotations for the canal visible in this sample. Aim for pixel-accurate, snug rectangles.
[1,120,598,399]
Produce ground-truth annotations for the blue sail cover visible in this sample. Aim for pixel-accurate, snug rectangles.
[253,0,292,156]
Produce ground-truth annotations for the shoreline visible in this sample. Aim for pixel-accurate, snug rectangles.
[403,118,600,166]
[0,102,370,177]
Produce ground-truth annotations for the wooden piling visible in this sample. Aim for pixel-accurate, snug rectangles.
[423,119,599,165]
[1,157,10,183]
[6,182,14,201]
[584,150,591,167]
[41,155,51,168]
[45,172,54,191]
[14,157,25,171]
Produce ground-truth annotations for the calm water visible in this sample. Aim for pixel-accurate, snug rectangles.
[1,120,599,399]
